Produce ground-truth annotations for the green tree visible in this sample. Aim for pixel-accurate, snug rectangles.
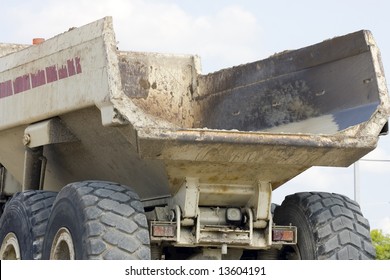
[371,229,390,260]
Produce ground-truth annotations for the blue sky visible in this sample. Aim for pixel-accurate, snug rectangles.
[1,0,389,233]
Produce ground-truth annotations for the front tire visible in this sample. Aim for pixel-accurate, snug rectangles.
[42,181,151,260]
[274,192,376,260]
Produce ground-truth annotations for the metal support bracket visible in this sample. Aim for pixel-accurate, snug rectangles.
[21,117,78,191]
[246,181,272,228]
[22,147,44,191]
[23,117,78,148]
[170,177,200,218]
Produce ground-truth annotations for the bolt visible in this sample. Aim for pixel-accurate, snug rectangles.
[22,134,31,146]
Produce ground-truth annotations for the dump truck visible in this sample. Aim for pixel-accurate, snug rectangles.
[0,17,389,260]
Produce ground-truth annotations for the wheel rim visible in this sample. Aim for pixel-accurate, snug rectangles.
[50,227,75,260]
[279,245,301,260]
[0,232,21,260]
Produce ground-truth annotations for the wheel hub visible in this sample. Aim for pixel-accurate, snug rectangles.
[0,232,21,260]
[50,227,75,260]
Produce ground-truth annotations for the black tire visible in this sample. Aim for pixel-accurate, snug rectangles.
[0,191,57,260]
[274,192,376,260]
[42,181,151,260]
[270,203,279,216]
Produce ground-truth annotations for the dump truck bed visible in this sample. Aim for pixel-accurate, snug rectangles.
[0,17,389,202]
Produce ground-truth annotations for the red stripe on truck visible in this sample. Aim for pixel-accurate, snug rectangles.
[0,56,82,99]
[31,70,46,88]
[58,65,68,79]
[67,59,76,76]
[13,74,31,94]
[0,80,13,98]
[46,65,58,83]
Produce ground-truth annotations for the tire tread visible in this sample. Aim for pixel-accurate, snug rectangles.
[49,181,150,260]
[279,192,375,260]
[0,191,57,259]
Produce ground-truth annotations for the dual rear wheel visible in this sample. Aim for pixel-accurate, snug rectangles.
[0,181,150,260]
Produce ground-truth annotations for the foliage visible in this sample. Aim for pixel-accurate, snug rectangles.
[371,229,390,260]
